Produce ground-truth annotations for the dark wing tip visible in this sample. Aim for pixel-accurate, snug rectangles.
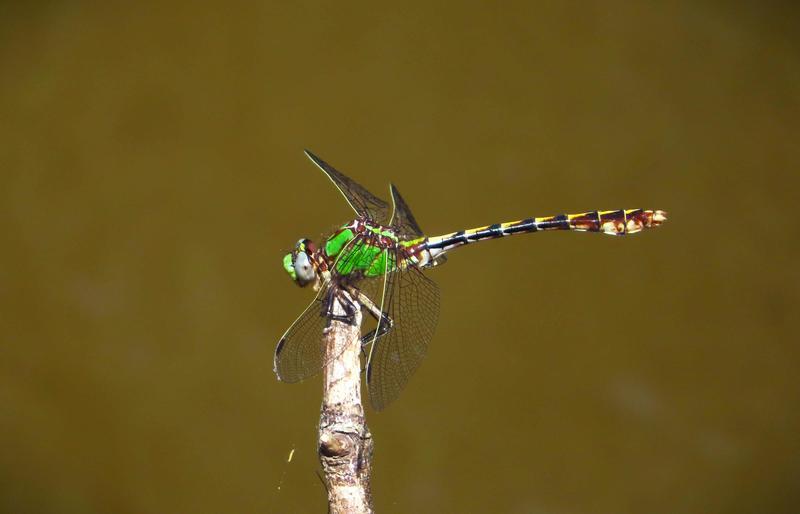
[303,149,321,163]
[273,337,287,379]
[389,183,402,203]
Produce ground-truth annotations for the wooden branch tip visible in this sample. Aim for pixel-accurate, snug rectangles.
[318,292,374,514]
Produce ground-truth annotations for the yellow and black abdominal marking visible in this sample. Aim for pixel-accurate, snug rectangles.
[424,209,667,254]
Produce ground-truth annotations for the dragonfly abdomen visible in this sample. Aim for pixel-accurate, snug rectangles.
[424,209,667,253]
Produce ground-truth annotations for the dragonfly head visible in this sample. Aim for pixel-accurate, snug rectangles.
[283,238,319,288]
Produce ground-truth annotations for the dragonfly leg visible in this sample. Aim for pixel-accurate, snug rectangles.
[357,310,393,375]
[359,313,393,348]
[324,287,360,326]
[344,286,394,349]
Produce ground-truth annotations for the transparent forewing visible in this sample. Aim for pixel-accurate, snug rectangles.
[304,150,391,224]
[352,273,390,319]
[366,248,441,410]
[274,236,371,382]
[273,282,332,383]
[389,183,424,239]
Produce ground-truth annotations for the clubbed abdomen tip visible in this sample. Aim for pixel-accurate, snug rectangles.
[651,210,668,225]
[630,209,668,233]
[600,209,668,235]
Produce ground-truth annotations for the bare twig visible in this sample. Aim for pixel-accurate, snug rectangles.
[318,291,374,514]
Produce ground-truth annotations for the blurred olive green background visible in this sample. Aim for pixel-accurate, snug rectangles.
[1,2,798,513]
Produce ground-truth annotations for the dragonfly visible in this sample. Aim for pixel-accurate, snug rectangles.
[275,150,667,410]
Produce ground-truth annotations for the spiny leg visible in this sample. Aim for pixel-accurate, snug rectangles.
[324,286,359,326]
[345,286,394,355]
[361,313,393,349]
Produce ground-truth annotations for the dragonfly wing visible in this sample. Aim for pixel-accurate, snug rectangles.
[304,150,391,224]
[365,250,441,410]
[274,235,377,382]
[389,183,424,238]
[273,282,333,383]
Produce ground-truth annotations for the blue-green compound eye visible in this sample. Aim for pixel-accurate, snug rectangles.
[283,253,297,281]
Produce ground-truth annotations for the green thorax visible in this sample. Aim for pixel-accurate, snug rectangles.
[323,221,422,278]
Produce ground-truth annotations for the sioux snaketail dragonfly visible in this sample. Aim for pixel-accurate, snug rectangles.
[275,150,667,410]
